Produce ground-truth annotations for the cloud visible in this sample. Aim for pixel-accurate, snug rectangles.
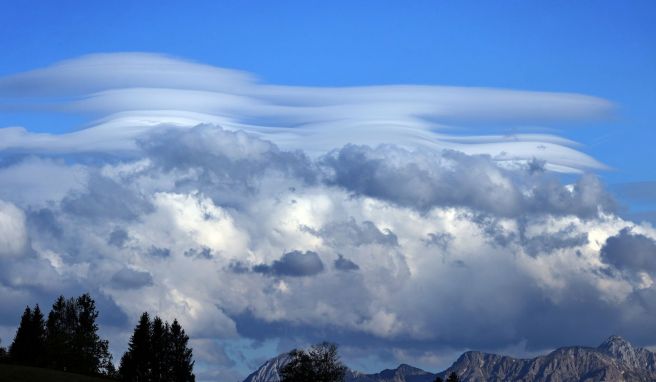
[1,54,653,380]
[334,255,360,271]
[0,53,612,173]
[253,251,325,277]
[110,268,153,290]
[601,228,656,273]
[0,200,28,258]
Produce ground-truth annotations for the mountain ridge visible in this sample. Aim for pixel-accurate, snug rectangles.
[243,336,656,382]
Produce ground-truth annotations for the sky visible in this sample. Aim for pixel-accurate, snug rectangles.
[0,1,655,381]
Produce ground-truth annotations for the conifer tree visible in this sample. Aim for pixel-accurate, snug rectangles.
[169,319,195,382]
[120,312,153,381]
[46,296,69,370]
[29,304,46,366]
[446,372,460,382]
[9,306,32,364]
[150,316,170,381]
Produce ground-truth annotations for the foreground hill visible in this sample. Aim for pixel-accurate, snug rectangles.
[244,336,656,382]
[0,364,114,382]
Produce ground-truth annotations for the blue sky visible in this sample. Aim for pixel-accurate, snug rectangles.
[1,2,655,381]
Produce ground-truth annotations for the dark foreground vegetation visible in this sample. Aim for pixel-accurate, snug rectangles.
[0,293,195,382]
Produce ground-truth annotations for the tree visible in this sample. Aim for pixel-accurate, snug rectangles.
[9,305,47,366]
[120,312,152,382]
[150,316,172,381]
[45,294,113,376]
[0,338,7,362]
[446,372,460,382]
[280,342,346,382]
[120,313,195,382]
[434,377,444,382]
[30,304,47,366]
[169,319,195,382]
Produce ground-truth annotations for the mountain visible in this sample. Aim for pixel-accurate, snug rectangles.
[243,358,435,382]
[243,336,656,382]
[243,353,292,382]
[438,335,656,381]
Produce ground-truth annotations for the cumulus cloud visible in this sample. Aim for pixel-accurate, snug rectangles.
[1,54,654,380]
[0,200,28,258]
[601,228,656,273]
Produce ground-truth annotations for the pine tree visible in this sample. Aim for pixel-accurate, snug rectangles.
[169,319,195,382]
[446,372,460,382]
[120,313,195,382]
[150,316,170,381]
[29,304,46,366]
[434,377,444,382]
[7,304,46,366]
[120,312,152,382]
[9,306,33,364]
[46,296,69,370]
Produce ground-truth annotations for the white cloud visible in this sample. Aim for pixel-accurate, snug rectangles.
[0,53,612,172]
[0,200,27,258]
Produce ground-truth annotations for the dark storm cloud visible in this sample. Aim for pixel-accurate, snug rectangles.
[334,254,360,271]
[253,251,324,277]
[601,228,656,273]
[110,268,154,290]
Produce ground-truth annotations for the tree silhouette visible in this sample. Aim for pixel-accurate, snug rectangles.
[120,312,152,381]
[434,377,444,382]
[9,306,32,364]
[446,372,460,382]
[281,342,346,382]
[9,305,46,366]
[0,338,7,362]
[45,294,113,375]
[169,319,195,382]
[120,313,195,382]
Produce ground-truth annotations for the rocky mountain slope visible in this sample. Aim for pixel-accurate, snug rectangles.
[438,335,656,381]
[243,336,656,382]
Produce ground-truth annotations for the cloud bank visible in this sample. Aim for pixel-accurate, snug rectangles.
[0,54,653,381]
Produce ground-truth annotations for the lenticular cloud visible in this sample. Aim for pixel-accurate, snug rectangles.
[0,54,653,378]
[0,53,610,172]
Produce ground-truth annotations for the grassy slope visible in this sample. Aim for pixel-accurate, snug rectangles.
[0,364,115,382]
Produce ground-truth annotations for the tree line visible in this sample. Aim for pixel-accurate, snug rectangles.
[0,293,195,382]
